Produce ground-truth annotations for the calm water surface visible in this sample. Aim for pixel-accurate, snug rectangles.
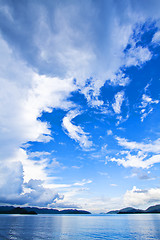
[0,214,160,240]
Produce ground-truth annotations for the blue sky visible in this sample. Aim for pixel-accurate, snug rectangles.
[0,0,160,212]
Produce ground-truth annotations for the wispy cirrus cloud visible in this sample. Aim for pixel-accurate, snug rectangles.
[152,31,160,44]
[110,183,118,187]
[73,179,92,186]
[110,137,160,168]
[139,94,159,122]
[115,137,160,153]
[62,110,93,148]
[112,91,125,114]
[0,0,156,110]
[110,151,160,169]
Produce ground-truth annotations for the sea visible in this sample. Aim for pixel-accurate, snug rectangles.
[0,214,160,240]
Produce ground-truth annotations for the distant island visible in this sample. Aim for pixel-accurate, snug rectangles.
[0,206,91,215]
[107,204,160,214]
[1,204,160,215]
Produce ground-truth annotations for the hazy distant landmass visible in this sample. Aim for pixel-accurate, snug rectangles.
[106,210,119,214]
[1,204,160,215]
[0,206,91,215]
[107,204,160,214]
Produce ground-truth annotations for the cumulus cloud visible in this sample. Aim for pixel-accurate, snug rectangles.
[124,46,152,67]
[0,159,23,201]
[0,34,76,158]
[0,148,63,207]
[124,186,160,207]
[108,71,130,86]
[62,110,92,148]
[22,179,63,207]
[0,153,62,207]
[0,33,78,205]
[19,149,48,183]
[1,181,62,207]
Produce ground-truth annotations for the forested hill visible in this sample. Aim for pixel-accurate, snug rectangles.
[107,204,160,214]
[0,206,91,215]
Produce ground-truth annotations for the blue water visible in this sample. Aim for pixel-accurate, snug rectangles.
[0,214,160,240]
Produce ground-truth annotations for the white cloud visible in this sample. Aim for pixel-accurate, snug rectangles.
[110,184,118,187]
[152,31,160,44]
[0,35,76,159]
[0,147,93,207]
[108,71,130,86]
[124,170,155,180]
[124,173,138,179]
[63,194,122,213]
[1,0,156,109]
[116,137,160,153]
[73,179,92,186]
[141,94,153,105]
[49,158,61,168]
[0,34,78,205]
[49,202,80,209]
[125,46,152,67]
[141,108,153,122]
[72,165,82,169]
[107,130,113,136]
[0,158,23,200]
[139,94,159,122]
[112,91,125,114]
[45,178,92,190]
[124,186,160,207]
[28,151,51,158]
[0,148,62,207]
[80,84,104,108]
[20,149,48,183]
[98,172,110,177]
[22,179,63,207]
[110,137,160,168]
[62,110,92,148]
[110,151,160,169]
